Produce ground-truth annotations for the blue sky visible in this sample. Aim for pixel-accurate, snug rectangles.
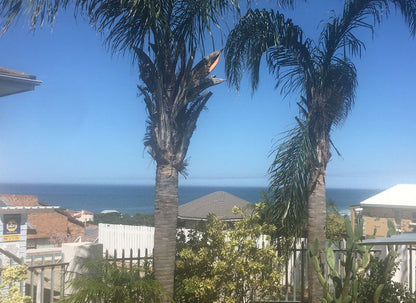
[0,0,415,189]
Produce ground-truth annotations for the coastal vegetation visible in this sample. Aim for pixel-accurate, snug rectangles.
[0,265,31,303]
[309,216,398,303]
[1,1,416,302]
[61,259,164,303]
[175,206,282,303]
[94,212,154,227]
[358,256,416,303]
[0,1,238,299]
[225,0,416,300]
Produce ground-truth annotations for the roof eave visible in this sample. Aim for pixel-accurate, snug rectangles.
[0,74,42,97]
[178,216,242,222]
[0,206,60,214]
[361,203,416,209]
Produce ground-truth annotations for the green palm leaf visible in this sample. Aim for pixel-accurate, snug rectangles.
[268,119,315,237]
[225,8,312,92]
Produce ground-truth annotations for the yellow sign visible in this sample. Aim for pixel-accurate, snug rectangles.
[3,234,20,242]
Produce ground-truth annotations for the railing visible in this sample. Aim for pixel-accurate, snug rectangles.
[0,249,68,303]
[26,253,68,303]
[104,248,153,274]
[279,241,307,303]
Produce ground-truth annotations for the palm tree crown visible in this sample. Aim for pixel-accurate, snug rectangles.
[225,0,416,301]
[225,0,416,237]
[1,0,238,300]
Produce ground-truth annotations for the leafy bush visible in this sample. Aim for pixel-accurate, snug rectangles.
[326,201,346,242]
[175,206,283,303]
[258,194,346,242]
[358,255,416,303]
[61,260,164,303]
[0,265,31,303]
[310,216,416,303]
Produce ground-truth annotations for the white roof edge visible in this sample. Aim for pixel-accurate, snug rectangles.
[360,184,416,207]
[0,206,59,209]
[361,204,416,209]
[178,216,241,222]
[0,73,42,85]
[0,205,60,214]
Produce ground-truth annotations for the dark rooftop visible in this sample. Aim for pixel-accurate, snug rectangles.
[178,191,253,221]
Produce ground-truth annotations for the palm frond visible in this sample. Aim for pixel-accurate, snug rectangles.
[391,0,416,36]
[61,258,163,303]
[323,58,357,128]
[0,0,71,30]
[225,8,313,92]
[266,40,315,97]
[174,0,239,51]
[268,119,317,237]
[320,0,416,66]
[143,50,224,173]
[276,0,305,9]
[83,0,162,56]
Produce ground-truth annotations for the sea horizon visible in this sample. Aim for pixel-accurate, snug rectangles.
[0,182,383,215]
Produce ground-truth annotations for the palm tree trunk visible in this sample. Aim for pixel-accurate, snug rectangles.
[154,163,179,302]
[307,140,328,303]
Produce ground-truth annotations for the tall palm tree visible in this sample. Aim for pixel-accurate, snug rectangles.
[225,1,416,301]
[0,0,237,300]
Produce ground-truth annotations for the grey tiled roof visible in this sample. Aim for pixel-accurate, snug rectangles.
[0,67,36,80]
[178,191,252,221]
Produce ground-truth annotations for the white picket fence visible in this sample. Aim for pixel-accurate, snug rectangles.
[98,223,154,257]
[98,223,271,258]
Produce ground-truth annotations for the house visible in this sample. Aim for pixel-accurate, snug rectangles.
[70,210,94,223]
[356,184,416,237]
[178,191,253,227]
[0,194,87,249]
[0,197,59,263]
[0,67,41,97]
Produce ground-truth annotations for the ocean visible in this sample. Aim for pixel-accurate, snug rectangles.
[0,183,381,215]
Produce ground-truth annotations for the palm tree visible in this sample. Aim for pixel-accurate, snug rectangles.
[0,0,237,300]
[225,1,416,301]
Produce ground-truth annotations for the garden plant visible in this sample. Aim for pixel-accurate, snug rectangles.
[175,206,282,303]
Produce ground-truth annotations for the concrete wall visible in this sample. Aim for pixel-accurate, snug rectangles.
[62,242,103,294]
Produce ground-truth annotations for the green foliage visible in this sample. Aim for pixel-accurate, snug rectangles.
[93,212,154,226]
[259,196,346,242]
[358,255,416,303]
[175,206,282,303]
[61,259,164,303]
[310,217,400,303]
[0,265,31,303]
[326,201,347,242]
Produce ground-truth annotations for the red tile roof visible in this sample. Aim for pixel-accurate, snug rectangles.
[0,194,86,241]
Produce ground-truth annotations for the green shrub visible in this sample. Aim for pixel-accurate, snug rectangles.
[358,255,416,303]
[326,201,346,242]
[175,205,283,303]
[0,265,31,303]
[310,216,415,303]
[61,260,164,303]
